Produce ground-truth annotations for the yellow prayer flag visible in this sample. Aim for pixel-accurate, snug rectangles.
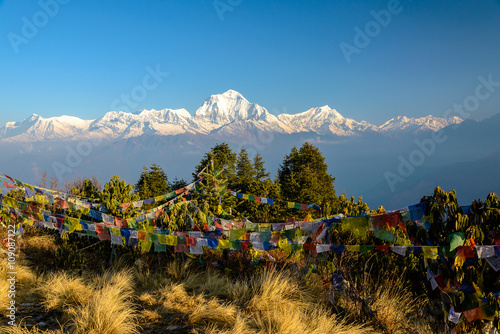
[278,239,292,253]
[422,246,439,259]
[110,227,121,235]
[166,234,178,246]
[157,234,168,245]
[219,239,230,249]
[346,245,361,253]
[341,216,370,240]
[139,240,153,252]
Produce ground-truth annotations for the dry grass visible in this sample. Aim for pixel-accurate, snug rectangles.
[371,280,422,332]
[65,269,139,334]
[242,270,373,334]
[334,271,424,334]
[37,271,91,310]
[22,234,57,253]
[139,309,162,324]
[0,256,36,309]
[2,326,63,334]
[138,292,158,307]
[155,267,373,334]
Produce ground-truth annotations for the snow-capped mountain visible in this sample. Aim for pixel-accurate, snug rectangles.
[0,114,92,141]
[0,90,463,142]
[378,115,463,135]
[278,106,378,136]
[88,108,195,139]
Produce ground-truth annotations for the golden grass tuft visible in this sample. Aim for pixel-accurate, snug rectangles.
[22,234,57,253]
[0,255,36,309]
[37,271,91,310]
[370,279,423,333]
[3,326,63,334]
[138,292,159,306]
[160,282,207,314]
[243,270,373,334]
[139,309,163,324]
[188,298,238,328]
[0,256,36,285]
[65,269,139,334]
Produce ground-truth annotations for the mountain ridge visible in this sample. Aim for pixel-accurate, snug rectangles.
[0,90,464,142]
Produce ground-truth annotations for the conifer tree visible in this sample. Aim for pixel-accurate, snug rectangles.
[254,153,270,181]
[170,177,188,190]
[277,142,339,217]
[235,147,256,193]
[192,143,237,187]
[135,163,170,199]
[100,175,139,218]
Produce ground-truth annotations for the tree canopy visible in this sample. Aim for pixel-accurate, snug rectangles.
[135,163,170,200]
[277,142,339,217]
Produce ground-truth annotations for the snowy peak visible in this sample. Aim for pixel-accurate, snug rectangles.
[193,90,277,132]
[0,114,92,141]
[378,115,463,134]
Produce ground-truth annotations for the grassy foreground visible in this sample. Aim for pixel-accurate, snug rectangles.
[0,227,479,334]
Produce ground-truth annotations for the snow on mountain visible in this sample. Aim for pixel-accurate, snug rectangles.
[193,89,288,134]
[0,114,92,142]
[378,115,463,134]
[88,108,195,138]
[0,90,465,143]
[278,106,378,136]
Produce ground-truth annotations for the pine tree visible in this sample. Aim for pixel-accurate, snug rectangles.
[277,142,339,218]
[253,153,270,181]
[135,163,170,199]
[192,157,239,221]
[71,178,101,200]
[192,143,237,187]
[240,178,286,223]
[170,177,188,190]
[100,175,139,218]
[235,147,255,193]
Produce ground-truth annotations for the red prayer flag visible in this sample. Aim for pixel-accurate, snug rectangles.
[375,245,389,254]
[371,211,400,229]
[175,187,186,195]
[463,307,482,322]
[3,181,14,189]
[457,246,475,258]
[240,240,250,251]
[3,174,15,184]
[186,237,197,246]
[138,231,147,241]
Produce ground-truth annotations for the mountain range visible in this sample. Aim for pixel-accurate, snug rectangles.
[0,90,462,142]
[0,89,497,210]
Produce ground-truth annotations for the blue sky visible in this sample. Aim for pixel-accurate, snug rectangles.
[1,0,499,126]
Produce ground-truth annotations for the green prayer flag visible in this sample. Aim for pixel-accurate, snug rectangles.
[374,229,397,242]
[448,232,465,251]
